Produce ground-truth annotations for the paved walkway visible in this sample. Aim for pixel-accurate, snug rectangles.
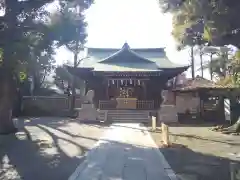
[69,123,177,180]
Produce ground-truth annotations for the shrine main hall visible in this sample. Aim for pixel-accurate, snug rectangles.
[67,43,189,111]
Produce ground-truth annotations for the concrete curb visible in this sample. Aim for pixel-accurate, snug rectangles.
[68,123,178,180]
[68,125,114,180]
[68,139,106,180]
[143,126,178,180]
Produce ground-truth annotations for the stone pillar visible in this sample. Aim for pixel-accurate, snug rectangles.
[77,90,100,122]
[158,90,178,123]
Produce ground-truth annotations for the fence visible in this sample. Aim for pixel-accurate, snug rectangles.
[99,100,155,110]
[22,96,82,116]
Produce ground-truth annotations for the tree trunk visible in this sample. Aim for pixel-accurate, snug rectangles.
[0,72,17,134]
[70,51,77,112]
[191,46,195,79]
[200,52,203,77]
[210,54,213,80]
[0,0,18,134]
[221,118,240,133]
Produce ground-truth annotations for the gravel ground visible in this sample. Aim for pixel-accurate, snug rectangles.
[150,123,240,180]
[0,117,109,180]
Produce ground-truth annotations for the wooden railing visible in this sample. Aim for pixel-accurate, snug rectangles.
[137,100,154,109]
[99,100,117,109]
[99,100,155,110]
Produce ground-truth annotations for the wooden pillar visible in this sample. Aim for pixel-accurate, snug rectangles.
[143,80,147,99]
[105,79,109,100]
[85,80,89,94]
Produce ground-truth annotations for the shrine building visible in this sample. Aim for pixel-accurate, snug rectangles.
[67,43,189,111]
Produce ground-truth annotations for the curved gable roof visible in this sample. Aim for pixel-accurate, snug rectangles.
[99,43,154,64]
[78,43,189,72]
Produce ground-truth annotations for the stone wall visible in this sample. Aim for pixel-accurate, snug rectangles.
[158,105,178,123]
[158,90,178,123]
[158,91,201,123]
[176,93,200,113]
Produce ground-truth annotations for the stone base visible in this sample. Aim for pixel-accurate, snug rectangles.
[158,105,178,123]
[76,103,100,122]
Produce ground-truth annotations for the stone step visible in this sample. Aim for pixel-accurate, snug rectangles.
[108,115,149,118]
[108,113,149,116]
[108,110,149,113]
[109,114,147,116]
[107,110,150,122]
[109,118,149,121]
[97,110,151,122]
[109,118,149,122]
[108,111,148,115]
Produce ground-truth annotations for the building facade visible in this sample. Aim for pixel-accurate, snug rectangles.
[67,43,189,111]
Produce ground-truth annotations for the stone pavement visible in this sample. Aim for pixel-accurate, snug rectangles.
[69,123,177,180]
[0,117,107,180]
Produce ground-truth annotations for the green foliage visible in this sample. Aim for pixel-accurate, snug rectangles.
[0,0,92,91]
[210,50,240,87]
[159,0,240,48]
[48,1,92,111]
[0,0,58,89]
[0,0,93,133]
[54,65,85,93]
[49,1,90,53]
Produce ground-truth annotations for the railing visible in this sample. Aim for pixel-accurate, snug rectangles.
[137,100,154,109]
[99,100,117,109]
[99,100,155,110]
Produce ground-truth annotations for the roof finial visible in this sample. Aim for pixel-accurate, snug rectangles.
[122,42,130,49]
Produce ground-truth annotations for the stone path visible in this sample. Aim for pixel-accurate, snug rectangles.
[0,118,106,180]
[69,123,177,180]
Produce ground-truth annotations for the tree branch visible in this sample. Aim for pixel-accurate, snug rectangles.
[76,56,89,66]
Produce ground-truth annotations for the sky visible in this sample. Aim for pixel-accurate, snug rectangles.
[53,0,210,78]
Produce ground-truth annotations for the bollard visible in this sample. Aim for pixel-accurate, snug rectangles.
[152,116,156,131]
[161,123,170,146]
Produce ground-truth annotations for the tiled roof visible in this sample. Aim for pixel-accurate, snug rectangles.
[174,76,234,91]
[79,43,189,72]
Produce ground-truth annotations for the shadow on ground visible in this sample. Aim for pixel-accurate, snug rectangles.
[160,143,239,180]
[0,117,108,180]
[110,123,162,133]
[169,132,240,146]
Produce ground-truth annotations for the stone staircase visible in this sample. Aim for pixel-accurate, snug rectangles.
[107,110,150,123]
[98,110,107,122]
